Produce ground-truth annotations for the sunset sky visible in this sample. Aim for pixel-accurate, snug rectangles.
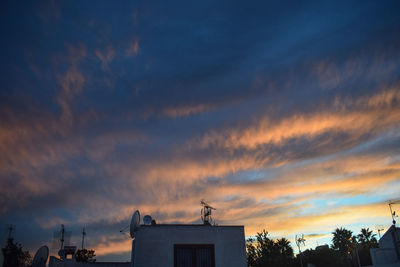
[1,0,400,262]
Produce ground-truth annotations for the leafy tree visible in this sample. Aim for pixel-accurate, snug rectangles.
[75,248,96,262]
[357,228,378,248]
[356,228,378,266]
[331,227,353,255]
[1,238,32,267]
[246,229,294,267]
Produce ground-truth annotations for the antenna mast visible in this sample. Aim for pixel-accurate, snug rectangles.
[7,224,15,240]
[201,200,216,225]
[60,224,65,250]
[81,227,86,250]
[389,201,399,225]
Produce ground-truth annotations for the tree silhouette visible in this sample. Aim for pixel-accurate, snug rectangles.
[332,227,353,255]
[297,246,348,267]
[1,238,31,267]
[75,248,96,262]
[357,228,377,247]
[356,228,378,266]
[246,229,294,267]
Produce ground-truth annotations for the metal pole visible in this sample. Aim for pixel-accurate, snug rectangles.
[61,224,65,250]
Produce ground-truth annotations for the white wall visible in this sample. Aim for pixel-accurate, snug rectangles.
[133,225,247,267]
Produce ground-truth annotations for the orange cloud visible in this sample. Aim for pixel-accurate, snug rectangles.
[196,87,400,150]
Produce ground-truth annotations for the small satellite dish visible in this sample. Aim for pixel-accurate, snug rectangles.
[143,215,152,225]
[130,210,140,238]
[32,245,49,267]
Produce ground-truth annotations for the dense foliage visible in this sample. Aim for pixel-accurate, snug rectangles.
[247,227,380,267]
[1,238,31,267]
[246,230,294,267]
[75,248,96,262]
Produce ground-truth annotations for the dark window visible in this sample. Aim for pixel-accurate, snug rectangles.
[174,244,215,267]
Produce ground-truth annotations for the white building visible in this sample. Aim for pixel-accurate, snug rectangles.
[370,225,400,267]
[133,224,247,267]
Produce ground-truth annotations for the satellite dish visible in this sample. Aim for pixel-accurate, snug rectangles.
[32,245,49,267]
[130,210,140,238]
[143,215,152,225]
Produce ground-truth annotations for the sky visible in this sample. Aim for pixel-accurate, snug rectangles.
[1,0,400,262]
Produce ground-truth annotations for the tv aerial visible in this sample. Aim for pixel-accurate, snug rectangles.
[375,225,384,239]
[295,234,306,267]
[4,224,15,240]
[52,224,71,258]
[201,200,216,225]
[32,245,49,267]
[81,227,86,250]
[389,200,400,225]
[143,215,152,225]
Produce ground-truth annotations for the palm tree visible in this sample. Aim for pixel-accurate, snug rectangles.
[357,228,377,247]
[332,227,353,255]
[356,228,378,266]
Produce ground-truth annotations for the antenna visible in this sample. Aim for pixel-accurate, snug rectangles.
[376,225,384,239]
[32,245,49,267]
[52,224,71,256]
[295,234,306,267]
[5,224,15,240]
[389,201,399,225]
[201,200,216,225]
[81,227,86,250]
[60,224,65,249]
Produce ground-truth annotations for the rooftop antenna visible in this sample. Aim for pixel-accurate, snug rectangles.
[295,234,306,267]
[5,224,15,240]
[81,227,86,250]
[52,224,71,259]
[376,225,384,239]
[388,199,400,260]
[201,200,216,225]
[389,200,400,225]
[60,224,65,250]
[32,245,49,267]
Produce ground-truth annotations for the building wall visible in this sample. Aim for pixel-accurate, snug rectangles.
[370,248,398,265]
[370,226,400,267]
[133,225,247,267]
